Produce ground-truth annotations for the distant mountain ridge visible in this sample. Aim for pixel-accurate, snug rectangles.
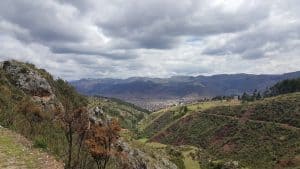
[71,71,300,110]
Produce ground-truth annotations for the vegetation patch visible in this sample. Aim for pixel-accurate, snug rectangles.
[145,92,300,169]
[0,127,63,169]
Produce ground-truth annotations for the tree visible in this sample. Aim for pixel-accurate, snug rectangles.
[56,79,89,169]
[252,89,258,101]
[241,92,250,102]
[59,102,89,169]
[269,78,300,96]
[256,92,262,100]
[85,119,121,169]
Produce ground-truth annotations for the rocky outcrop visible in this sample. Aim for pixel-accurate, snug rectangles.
[117,140,178,169]
[2,61,53,97]
[1,60,63,114]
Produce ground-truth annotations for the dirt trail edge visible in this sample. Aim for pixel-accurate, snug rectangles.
[0,126,64,169]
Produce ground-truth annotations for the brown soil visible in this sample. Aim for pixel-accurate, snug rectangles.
[274,156,300,169]
[239,109,253,124]
[222,142,236,153]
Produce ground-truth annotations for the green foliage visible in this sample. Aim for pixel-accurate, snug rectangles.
[140,101,239,139]
[54,78,88,108]
[89,97,148,131]
[141,106,188,138]
[165,146,185,169]
[267,78,300,97]
[0,62,90,167]
[33,136,48,149]
[241,90,262,102]
[170,157,185,169]
[207,161,225,169]
[173,106,188,119]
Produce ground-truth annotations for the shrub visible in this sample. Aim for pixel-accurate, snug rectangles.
[33,136,48,149]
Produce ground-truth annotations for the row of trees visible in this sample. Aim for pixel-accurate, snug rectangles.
[212,78,300,102]
[264,78,300,97]
[240,89,262,102]
[241,78,300,102]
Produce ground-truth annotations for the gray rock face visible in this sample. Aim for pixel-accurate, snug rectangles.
[2,61,53,97]
[1,60,63,113]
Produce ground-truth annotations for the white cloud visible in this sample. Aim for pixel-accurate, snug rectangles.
[0,0,299,80]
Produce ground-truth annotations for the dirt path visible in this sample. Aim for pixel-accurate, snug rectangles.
[201,113,300,131]
[0,126,64,169]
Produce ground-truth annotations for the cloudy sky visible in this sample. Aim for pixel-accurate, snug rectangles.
[0,0,300,80]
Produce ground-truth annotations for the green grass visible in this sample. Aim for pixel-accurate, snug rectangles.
[133,138,201,169]
[180,146,201,169]
[145,141,167,149]
[137,137,149,143]
[0,128,45,169]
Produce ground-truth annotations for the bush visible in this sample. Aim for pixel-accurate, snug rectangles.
[170,157,185,169]
[33,136,48,149]
[166,146,185,169]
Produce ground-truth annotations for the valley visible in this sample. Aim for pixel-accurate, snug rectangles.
[71,72,300,111]
[0,60,299,169]
[2,1,300,169]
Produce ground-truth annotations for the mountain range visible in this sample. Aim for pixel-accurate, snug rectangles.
[71,71,300,110]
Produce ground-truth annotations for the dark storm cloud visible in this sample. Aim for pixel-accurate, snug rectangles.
[0,0,84,43]
[1,0,300,79]
[51,46,137,60]
[96,0,270,49]
[0,0,274,53]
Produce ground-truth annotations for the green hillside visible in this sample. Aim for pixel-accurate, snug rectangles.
[88,96,150,131]
[141,93,300,169]
[138,100,240,138]
[0,61,99,168]
[0,60,178,169]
